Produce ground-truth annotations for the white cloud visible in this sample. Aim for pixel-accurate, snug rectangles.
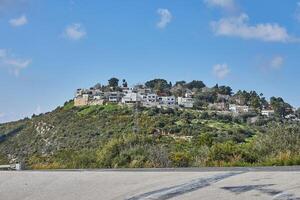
[204,0,235,9]
[213,63,230,79]
[258,55,285,72]
[269,56,284,70]
[63,23,86,40]
[211,13,298,43]
[0,49,31,76]
[9,15,27,27]
[157,8,172,29]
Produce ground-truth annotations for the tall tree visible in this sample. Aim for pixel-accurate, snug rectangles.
[108,77,119,89]
[270,97,293,117]
[145,79,170,93]
[186,80,206,90]
[175,81,186,86]
[216,85,233,96]
[122,79,128,88]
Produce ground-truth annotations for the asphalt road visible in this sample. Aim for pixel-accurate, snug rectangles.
[1,167,300,200]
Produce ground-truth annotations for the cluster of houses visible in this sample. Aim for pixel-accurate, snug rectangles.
[207,102,276,117]
[74,86,298,119]
[74,86,194,109]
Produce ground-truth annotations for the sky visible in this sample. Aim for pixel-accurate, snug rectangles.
[0,0,300,123]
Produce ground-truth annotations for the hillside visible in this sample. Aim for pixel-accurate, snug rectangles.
[1,101,300,169]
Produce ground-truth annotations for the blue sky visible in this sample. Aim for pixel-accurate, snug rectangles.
[1,0,300,123]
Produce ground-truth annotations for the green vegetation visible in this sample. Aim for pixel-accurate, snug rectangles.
[0,102,300,169]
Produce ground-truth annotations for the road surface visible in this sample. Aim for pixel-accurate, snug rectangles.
[1,167,300,200]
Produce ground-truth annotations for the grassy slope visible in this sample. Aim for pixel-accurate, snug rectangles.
[0,101,299,169]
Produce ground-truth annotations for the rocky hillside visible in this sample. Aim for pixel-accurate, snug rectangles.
[0,101,300,169]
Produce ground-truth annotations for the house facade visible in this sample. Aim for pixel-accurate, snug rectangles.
[177,97,194,108]
[229,104,249,114]
[74,94,89,106]
[158,96,176,107]
[121,92,143,104]
[261,109,275,117]
[107,92,123,102]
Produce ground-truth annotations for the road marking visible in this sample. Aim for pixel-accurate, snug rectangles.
[126,172,243,200]
[273,192,300,200]
[222,185,300,200]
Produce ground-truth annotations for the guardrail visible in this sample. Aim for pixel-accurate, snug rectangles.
[0,163,22,171]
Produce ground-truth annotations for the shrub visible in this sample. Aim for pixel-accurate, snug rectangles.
[170,152,191,167]
[208,141,241,165]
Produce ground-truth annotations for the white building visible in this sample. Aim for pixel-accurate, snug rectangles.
[121,92,143,104]
[108,92,122,102]
[75,89,83,97]
[136,88,152,95]
[158,96,176,107]
[122,88,134,94]
[229,104,249,113]
[144,94,157,102]
[177,97,194,108]
[93,95,102,100]
[261,109,275,117]
[285,114,297,120]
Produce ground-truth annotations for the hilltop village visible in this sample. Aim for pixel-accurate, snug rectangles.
[74,78,299,120]
[1,78,300,169]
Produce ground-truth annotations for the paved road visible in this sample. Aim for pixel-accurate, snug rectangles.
[1,168,300,200]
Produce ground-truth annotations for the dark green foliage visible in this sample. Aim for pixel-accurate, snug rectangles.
[213,84,232,95]
[186,80,206,90]
[108,77,119,88]
[270,97,293,117]
[145,79,171,94]
[122,79,128,88]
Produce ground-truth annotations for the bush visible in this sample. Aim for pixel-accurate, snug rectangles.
[208,141,241,165]
[97,138,123,168]
[170,152,191,167]
[147,145,171,167]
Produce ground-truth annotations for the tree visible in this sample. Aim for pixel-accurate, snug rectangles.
[170,84,185,97]
[94,83,101,89]
[260,97,269,109]
[122,79,128,88]
[270,97,293,118]
[249,91,262,111]
[108,77,119,89]
[193,91,216,107]
[175,81,186,86]
[145,79,171,93]
[217,86,233,96]
[186,80,206,90]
